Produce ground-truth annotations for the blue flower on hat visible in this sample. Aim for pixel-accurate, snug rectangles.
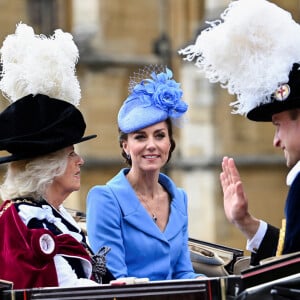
[130,68,187,117]
[118,67,188,133]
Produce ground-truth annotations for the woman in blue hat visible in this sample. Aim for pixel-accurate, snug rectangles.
[0,23,113,289]
[86,66,205,281]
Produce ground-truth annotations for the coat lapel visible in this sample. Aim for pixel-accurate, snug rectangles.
[107,169,186,243]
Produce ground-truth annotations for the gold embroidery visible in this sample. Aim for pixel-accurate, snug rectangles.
[14,198,38,205]
[276,218,286,256]
[0,201,13,217]
[0,198,37,217]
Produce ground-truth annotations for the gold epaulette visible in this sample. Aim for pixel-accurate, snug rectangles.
[276,218,286,256]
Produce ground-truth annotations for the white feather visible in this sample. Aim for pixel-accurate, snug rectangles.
[179,0,300,115]
[0,23,81,106]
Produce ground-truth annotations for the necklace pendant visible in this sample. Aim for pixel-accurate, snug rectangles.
[152,214,157,222]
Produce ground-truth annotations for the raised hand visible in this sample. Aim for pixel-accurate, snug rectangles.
[220,157,260,240]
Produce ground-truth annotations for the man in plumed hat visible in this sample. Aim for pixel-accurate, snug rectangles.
[180,0,300,265]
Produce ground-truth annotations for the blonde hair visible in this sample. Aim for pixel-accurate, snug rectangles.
[0,148,68,201]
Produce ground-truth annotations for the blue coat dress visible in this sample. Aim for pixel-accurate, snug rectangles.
[86,168,199,280]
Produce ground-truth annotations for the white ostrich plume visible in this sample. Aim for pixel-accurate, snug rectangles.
[0,23,81,106]
[179,0,300,116]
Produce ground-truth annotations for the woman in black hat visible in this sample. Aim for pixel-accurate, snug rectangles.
[0,24,112,289]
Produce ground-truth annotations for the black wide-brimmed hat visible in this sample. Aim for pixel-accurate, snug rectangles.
[247,63,300,121]
[0,94,96,164]
[0,24,97,164]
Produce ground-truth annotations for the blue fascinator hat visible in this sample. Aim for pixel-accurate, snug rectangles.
[118,66,188,133]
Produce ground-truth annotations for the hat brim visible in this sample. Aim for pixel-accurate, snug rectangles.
[247,63,300,122]
[118,105,168,133]
[247,97,300,121]
[0,134,97,164]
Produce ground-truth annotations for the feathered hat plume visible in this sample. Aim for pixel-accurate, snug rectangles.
[0,23,81,106]
[0,23,96,164]
[179,0,300,118]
